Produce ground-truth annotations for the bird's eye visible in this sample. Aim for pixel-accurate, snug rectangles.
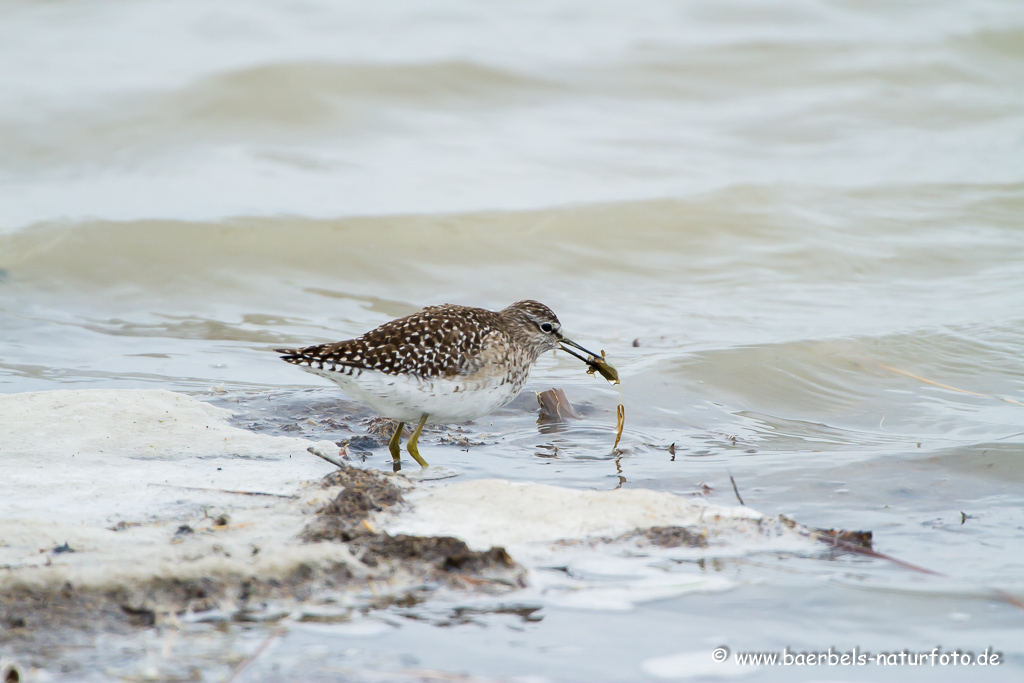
[540,322,554,333]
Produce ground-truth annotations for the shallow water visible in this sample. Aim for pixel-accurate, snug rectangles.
[2,0,1023,680]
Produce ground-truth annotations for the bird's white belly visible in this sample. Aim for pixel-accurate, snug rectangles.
[305,366,521,423]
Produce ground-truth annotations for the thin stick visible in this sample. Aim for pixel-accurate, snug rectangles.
[147,484,296,499]
[831,544,1024,611]
[821,536,939,575]
[993,590,1024,611]
[996,431,1024,441]
[824,540,1023,611]
[307,444,345,468]
[729,474,745,506]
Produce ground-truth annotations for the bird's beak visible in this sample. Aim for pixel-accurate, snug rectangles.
[557,337,603,364]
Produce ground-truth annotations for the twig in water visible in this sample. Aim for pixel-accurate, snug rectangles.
[784,516,940,576]
[996,431,1024,441]
[993,590,1024,611]
[821,535,941,575]
[729,474,745,506]
[807,527,1024,613]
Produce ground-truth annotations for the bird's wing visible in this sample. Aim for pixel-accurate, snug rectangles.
[277,305,504,379]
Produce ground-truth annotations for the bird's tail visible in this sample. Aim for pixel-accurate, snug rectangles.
[275,347,309,365]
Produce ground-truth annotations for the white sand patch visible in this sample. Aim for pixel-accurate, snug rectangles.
[385,479,762,549]
[1,389,336,524]
[0,389,352,591]
[382,480,815,610]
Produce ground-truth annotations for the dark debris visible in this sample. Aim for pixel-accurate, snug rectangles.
[303,464,522,588]
[628,526,710,548]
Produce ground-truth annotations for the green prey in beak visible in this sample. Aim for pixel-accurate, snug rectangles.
[558,337,620,384]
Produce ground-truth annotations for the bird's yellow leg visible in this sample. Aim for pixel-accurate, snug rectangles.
[388,422,405,468]
[406,414,430,468]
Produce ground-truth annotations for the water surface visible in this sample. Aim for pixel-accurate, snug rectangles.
[2,0,1023,680]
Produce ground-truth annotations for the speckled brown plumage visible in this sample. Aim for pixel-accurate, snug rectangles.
[277,304,508,379]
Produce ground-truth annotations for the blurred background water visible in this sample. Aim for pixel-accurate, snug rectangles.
[1,0,1023,680]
